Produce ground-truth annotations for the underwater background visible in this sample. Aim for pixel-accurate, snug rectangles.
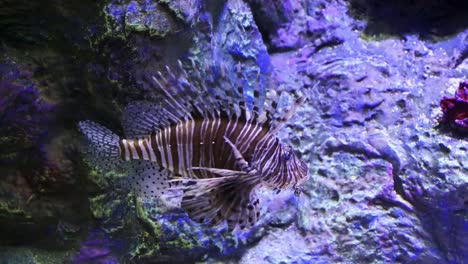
[1,0,468,263]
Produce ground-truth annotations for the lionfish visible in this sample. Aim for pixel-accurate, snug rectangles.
[79,60,308,231]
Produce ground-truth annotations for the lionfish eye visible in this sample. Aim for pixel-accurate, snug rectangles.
[283,151,292,161]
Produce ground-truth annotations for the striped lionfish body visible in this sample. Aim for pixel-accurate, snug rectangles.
[79,60,308,231]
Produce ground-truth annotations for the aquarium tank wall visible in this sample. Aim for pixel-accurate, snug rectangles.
[0,0,467,263]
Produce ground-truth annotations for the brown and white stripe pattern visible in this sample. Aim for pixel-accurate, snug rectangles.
[253,133,308,189]
[117,114,308,191]
[117,117,289,179]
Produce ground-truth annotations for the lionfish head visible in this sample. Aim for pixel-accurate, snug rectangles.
[261,143,308,194]
[282,144,308,190]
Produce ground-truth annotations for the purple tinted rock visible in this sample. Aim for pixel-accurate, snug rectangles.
[245,0,299,43]
[0,64,53,168]
[188,0,271,110]
[76,246,111,260]
[257,1,468,262]
[160,0,200,23]
[72,230,118,264]
[247,0,349,51]
[104,0,179,36]
[104,0,199,37]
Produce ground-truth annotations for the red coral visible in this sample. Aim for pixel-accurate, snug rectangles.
[440,81,468,131]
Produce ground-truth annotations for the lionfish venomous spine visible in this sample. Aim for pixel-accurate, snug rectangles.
[79,60,309,231]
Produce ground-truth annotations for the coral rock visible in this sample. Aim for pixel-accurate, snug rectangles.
[440,81,468,132]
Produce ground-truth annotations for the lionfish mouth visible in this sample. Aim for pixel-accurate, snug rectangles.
[295,162,309,192]
[291,184,300,196]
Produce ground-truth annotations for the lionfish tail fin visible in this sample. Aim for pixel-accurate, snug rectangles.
[172,171,261,231]
[78,120,123,172]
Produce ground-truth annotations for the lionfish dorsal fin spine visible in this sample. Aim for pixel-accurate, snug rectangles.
[153,74,191,119]
[150,60,284,125]
[259,89,281,127]
[189,59,216,114]
[219,62,237,118]
[235,62,251,122]
[122,102,181,138]
[166,63,207,119]
[176,74,211,118]
[251,69,263,121]
[269,95,306,134]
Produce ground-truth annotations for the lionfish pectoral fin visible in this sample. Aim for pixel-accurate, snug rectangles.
[171,175,262,231]
[191,167,247,177]
[222,136,257,174]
